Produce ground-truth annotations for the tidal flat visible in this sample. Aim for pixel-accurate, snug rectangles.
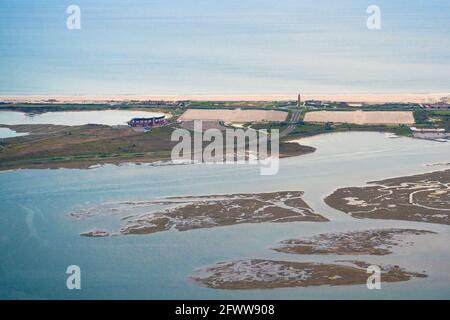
[325,170,450,225]
[73,191,328,237]
[192,259,426,290]
[273,229,436,256]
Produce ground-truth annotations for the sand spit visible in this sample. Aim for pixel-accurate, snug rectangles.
[304,110,415,125]
[178,109,288,123]
[192,259,426,289]
[73,191,328,237]
[273,229,436,256]
[325,170,450,225]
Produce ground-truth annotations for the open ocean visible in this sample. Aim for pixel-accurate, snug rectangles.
[0,0,449,95]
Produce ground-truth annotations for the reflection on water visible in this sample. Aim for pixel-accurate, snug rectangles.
[0,110,165,126]
[0,132,449,299]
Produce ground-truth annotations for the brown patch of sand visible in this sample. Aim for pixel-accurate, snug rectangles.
[304,110,415,125]
[178,109,287,123]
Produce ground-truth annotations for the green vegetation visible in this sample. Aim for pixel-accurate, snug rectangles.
[301,102,422,113]
[251,122,290,132]
[2,103,448,171]
[361,103,422,111]
[414,109,450,131]
[0,124,178,170]
[289,122,411,138]
[183,100,294,110]
[0,121,311,170]
[254,106,448,138]
[253,121,411,139]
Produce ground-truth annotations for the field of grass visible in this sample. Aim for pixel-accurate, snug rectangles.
[183,100,295,109]
[306,102,422,111]
[414,109,450,131]
[0,124,178,170]
[252,120,411,138]
[0,123,311,171]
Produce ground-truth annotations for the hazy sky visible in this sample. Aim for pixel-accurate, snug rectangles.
[0,0,449,95]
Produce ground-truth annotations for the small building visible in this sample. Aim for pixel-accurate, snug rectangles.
[304,100,322,107]
[348,102,363,108]
[128,116,167,128]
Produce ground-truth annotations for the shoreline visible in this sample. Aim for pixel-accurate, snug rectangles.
[0,146,314,172]
[1,93,449,104]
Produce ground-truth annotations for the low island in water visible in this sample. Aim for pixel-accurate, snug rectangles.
[325,169,450,225]
[72,191,328,237]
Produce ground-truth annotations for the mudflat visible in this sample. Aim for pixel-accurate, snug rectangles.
[192,259,426,289]
[325,170,450,225]
[73,191,328,237]
[273,229,436,256]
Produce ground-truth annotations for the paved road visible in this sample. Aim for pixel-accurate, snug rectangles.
[280,110,301,137]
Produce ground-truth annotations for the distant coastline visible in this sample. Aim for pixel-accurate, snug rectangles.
[1,93,449,104]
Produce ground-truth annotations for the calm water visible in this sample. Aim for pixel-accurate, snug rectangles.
[0,128,28,139]
[0,0,449,95]
[0,132,449,299]
[0,110,164,126]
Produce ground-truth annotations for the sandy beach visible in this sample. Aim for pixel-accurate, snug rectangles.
[1,93,448,103]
